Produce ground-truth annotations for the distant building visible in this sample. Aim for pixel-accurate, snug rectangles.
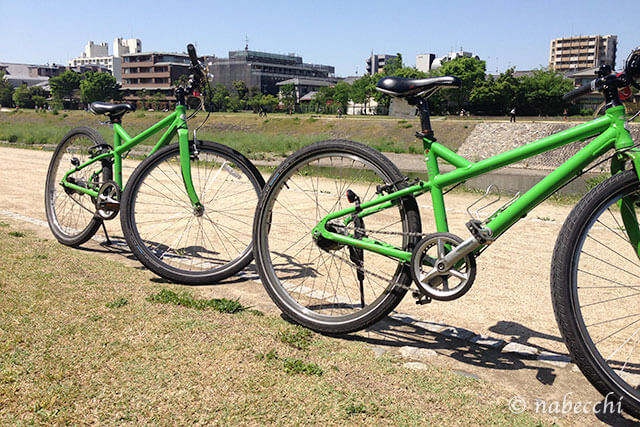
[68,38,142,83]
[208,49,335,95]
[366,54,396,75]
[549,35,617,72]
[120,51,191,106]
[416,53,436,72]
[275,77,337,103]
[430,51,478,70]
[0,62,66,88]
[565,67,604,111]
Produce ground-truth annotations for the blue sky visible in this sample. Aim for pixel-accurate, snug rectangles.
[1,0,638,76]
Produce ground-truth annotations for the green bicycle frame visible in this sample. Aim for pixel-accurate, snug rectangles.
[60,104,202,207]
[312,105,638,262]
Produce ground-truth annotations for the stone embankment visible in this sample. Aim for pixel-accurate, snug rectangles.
[457,122,640,171]
[387,121,640,196]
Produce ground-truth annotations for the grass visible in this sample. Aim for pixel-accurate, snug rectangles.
[0,219,545,425]
[105,297,129,309]
[0,109,474,155]
[146,288,246,313]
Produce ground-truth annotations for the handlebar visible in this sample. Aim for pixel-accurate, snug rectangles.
[563,80,599,103]
[187,43,199,68]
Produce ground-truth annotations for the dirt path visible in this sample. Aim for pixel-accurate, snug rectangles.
[1,145,637,425]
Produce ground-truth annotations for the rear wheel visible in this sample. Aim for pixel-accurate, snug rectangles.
[121,141,264,284]
[253,140,421,334]
[552,170,640,418]
[44,127,111,246]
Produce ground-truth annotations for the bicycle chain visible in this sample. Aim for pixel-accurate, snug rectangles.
[314,225,427,293]
[319,245,412,292]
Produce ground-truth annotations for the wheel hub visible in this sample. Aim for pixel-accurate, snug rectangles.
[193,205,205,217]
[314,221,347,252]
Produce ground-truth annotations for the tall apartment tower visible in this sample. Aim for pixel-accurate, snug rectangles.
[366,54,397,75]
[549,35,617,72]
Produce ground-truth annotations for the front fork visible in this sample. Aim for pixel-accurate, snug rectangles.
[613,148,640,258]
[177,127,202,210]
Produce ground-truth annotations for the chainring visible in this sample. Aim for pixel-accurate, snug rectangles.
[410,232,477,301]
[95,180,121,220]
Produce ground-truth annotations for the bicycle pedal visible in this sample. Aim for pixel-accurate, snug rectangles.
[412,291,432,305]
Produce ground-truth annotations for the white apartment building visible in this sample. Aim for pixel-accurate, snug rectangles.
[68,38,142,83]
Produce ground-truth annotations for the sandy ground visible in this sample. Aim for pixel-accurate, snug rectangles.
[2,145,638,425]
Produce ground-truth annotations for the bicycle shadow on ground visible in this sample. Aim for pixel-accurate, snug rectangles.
[331,315,640,426]
[344,316,559,384]
[72,233,261,286]
[488,320,565,346]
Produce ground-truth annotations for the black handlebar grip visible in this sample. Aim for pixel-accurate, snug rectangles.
[187,43,199,66]
[563,80,596,102]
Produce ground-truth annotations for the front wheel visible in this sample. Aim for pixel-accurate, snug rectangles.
[120,141,264,285]
[253,140,421,334]
[551,169,640,418]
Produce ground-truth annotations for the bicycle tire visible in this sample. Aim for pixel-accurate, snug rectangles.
[551,169,640,418]
[44,127,110,246]
[253,140,421,334]
[120,140,264,285]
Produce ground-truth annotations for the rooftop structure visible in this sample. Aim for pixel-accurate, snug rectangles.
[68,38,142,83]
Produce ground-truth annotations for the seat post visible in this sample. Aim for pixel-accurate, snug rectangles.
[408,97,435,141]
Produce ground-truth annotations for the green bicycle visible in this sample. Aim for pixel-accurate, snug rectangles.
[45,44,264,284]
[253,49,640,415]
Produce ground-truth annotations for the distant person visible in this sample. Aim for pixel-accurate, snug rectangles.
[259,106,267,117]
[563,108,568,121]
[509,107,516,123]
[337,106,343,118]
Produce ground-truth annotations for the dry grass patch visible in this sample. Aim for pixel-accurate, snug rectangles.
[0,220,544,425]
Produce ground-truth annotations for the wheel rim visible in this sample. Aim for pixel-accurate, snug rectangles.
[572,185,640,399]
[46,134,102,239]
[257,151,410,326]
[129,147,259,275]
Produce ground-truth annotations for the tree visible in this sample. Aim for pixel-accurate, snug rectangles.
[433,56,486,113]
[350,74,376,114]
[148,91,165,110]
[79,72,120,104]
[232,80,249,101]
[49,70,81,101]
[382,53,403,76]
[518,69,574,116]
[13,84,33,108]
[279,83,296,113]
[204,84,230,112]
[173,74,190,88]
[227,95,244,112]
[310,86,335,113]
[333,81,351,113]
[0,73,14,107]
